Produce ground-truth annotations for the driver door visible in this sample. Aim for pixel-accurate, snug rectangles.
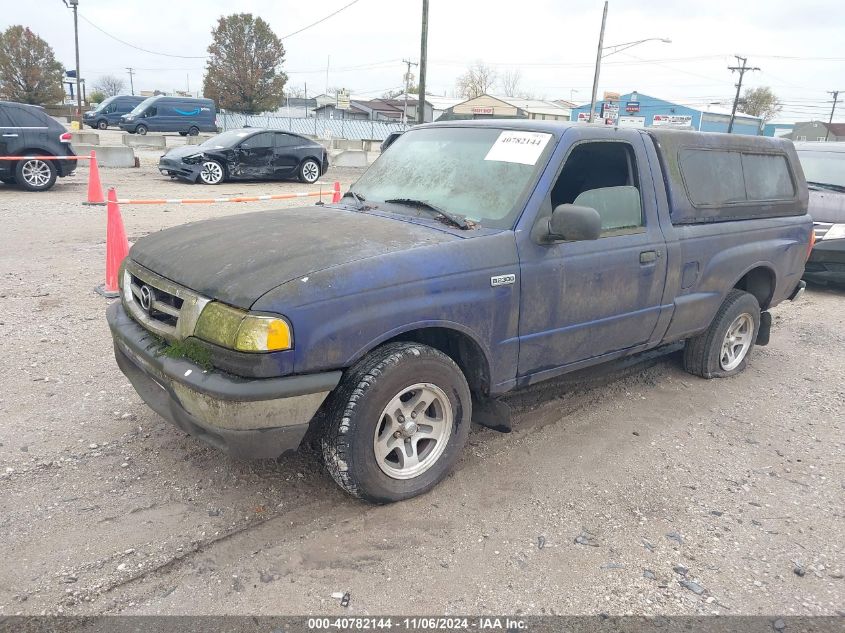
[517,130,668,377]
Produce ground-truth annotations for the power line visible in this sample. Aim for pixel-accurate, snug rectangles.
[281,0,363,40]
[79,14,206,58]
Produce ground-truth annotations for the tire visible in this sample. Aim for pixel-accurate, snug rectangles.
[97,119,108,130]
[178,132,187,137]
[187,126,199,136]
[298,158,321,184]
[322,342,472,503]
[198,160,224,185]
[136,124,148,136]
[683,289,761,378]
[15,158,57,192]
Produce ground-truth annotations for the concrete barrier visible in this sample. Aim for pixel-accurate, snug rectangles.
[70,132,99,145]
[71,144,136,168]
[185,134,213,145]
[330,150,369,168]
[331,138,364,151]
[122,134,167,149]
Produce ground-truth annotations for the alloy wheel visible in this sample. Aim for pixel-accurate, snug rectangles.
[21,160,52,189]
[720,313,754,371]
[302,161,319,183]
[200,161,223,184]
[372,383,452,480]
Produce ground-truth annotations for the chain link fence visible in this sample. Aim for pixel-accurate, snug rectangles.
[217,112,408,141]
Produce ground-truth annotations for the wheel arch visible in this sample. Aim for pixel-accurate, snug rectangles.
[731,264,777,309]
[355,324,493,397]
[14,148,58,174]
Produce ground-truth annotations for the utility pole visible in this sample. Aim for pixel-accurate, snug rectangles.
[417,0,429,124]
[825,90,840,141]
[64,0,83,127]
[126,68,135,95]
[727,55,759,134]
[402,58,418,125]
[588,1,608,123]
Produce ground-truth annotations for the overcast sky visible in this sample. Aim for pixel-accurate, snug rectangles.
[4,0,844,122]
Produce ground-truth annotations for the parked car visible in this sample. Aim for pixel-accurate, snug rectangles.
[107,121,811,503]
[0,101,75,191]
[795,141,845,284]
[158,128,329,185]
[119,96,216,136]
[83,95,145,130]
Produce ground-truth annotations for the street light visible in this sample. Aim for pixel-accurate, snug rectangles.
[588,1,670,122]
[63,0,82,128]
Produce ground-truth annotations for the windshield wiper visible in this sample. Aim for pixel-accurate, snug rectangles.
[384,198,470,230]
[807,181,845,193]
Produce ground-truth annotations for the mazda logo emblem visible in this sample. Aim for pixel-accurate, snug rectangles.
[139,285,154,312]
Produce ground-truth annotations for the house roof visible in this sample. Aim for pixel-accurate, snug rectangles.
[449,94,571,117]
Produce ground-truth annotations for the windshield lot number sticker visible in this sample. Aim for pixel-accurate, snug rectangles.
[485,131,552,165]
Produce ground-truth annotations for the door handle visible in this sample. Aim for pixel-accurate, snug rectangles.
[640,250,657,264]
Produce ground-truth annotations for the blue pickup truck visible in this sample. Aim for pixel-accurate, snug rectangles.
[107,121,811,503]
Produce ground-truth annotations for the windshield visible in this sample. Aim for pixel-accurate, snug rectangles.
[798,149,845,188]
[199,129,255,150]
[90,96,116,113]
[128,97,157,116]
[352,127,555,229]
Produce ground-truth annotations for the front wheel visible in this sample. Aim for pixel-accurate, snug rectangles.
[136,124,148,135]
[97,120,108,130]
[298,159,321,184]
[198,160,224,185]
[322,342,472,503]
[684,289,760,378]
[16,158,57,191]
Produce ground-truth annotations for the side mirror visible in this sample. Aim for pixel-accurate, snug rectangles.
[545,204,602,242]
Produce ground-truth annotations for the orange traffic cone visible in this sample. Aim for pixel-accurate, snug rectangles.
[94,187,130,298]
[331,181,341,203]
[83,150,105,205]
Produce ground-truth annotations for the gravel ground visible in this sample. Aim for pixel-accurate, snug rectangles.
[0,142,843,617]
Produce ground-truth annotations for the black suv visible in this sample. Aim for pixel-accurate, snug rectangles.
[0,101,76,191]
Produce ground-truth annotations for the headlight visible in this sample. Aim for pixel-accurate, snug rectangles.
[194,302,292,352]
[182,154,203,164]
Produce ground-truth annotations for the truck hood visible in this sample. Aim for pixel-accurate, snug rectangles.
[128,206,458,309]
[808,188,845,224]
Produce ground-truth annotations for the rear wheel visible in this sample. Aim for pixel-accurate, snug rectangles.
[136,124,148,135]
[322,342,472,503]
[198,160,224,185]
[97,119,108,130]
[684,289,760,378]
[187,126,199,136]
[299,158,320,184]
[15,158,57,191]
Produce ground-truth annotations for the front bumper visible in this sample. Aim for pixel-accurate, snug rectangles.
[107,301,341,459]
[158,158,201,181]
[804,239,845,284]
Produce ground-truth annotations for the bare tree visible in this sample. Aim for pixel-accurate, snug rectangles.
[94,74,125,97]
[455,61,497,99]
[499,69,522,97]
[285,84,306,99]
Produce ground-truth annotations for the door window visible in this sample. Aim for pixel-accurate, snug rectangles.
[240,133,274,150]
[550,141,643,234]
[275,133,301,147]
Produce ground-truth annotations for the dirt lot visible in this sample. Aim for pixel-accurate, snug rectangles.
[0,148,843,617]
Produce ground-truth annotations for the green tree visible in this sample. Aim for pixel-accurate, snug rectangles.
[203,13,287,114]
[0,25,64,105]
[88,89,106,104]
[741,86,782,122]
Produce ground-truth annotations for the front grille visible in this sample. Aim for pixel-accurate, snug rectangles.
[122,261,210,341]
[128,273,184,328]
